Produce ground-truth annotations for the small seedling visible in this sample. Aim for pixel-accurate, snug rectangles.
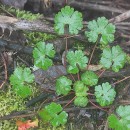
[95,82,116,106]
[85,17,115,45]
[56,76,72,95]
[38,102,68,127]
[33,41,56,70]
[54,6,83,34]
[66,50,88,74]
[81,70,98,86]
[100,45,126,72]
[8,5,130,129]
[10,67,34,98]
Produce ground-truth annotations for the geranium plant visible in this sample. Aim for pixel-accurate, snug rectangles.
[9,5,129,129]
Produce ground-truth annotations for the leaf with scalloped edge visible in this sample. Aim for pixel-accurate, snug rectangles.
[117,105,130,127]
[100,45,126,72]
[108,114,124,130]
[74,96,88,107]
[54,6,83,35]
[67,65,79,74]
[13,85,32,98]
[56,76,72,95]
[81,71,98,86]
[108,105,130,130]
[94,82,116,106]
[33,41,55,70]
[73,81,89,97]
[51,111,68,127]
[85,17,115,45]
[66,50,88,74]
[38,102,62,121]
[10,67,34,98]
[38,102,68,127]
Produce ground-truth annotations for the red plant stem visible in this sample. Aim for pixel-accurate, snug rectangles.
[87,35,101,70]
[70,74,76,81]
[77,72,80,80]
[53,94,70,102]
[98,69,106,78]
[65,29,86,39]
[65,35,68,51]
[38,98,49,112]
[64,35,76,82]
[53,92,74,102]
[87,41,98,70]
[89,100,108,112]
[63,35,68,68]
[112,75,130,85]
[87,92,94,96]
[65,0,67,4]
[64,96,76,109]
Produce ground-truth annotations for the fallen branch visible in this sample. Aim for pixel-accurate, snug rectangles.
[0,15,87,43]
[0,8,130,44]
[0,39,33,55]
[52,0,126,13]
[69,1,125,14]
[0,53,7,88]
[109,10,130,23]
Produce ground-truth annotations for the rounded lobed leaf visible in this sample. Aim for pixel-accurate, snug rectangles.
[81,71,98,86]
[116,105,130,121]
[100,45,126,72]
[94,82,116,106]
[45,102,62,117]
[74,96,88,107]
[38,102,68,127]
[33,41,55,70]
[38,102,62,122]
[108,105,130,130]
[10,67,34,98]
[12,85,32,98]
[38,109,52,122]
[54,6,83,35]
[85,17,115,45]
[66,50,88,74]
[22,68,35,83]
[51,111,68,127]
[112,45,126,72]
[100,47,112,69]
[67,65,79,74]
[73,81,89,97]
[108,114,124,130]
[56,76,72,95]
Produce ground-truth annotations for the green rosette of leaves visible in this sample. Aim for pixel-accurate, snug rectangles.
[10,67,34,98]
[66,50,88,74]
[56,76,72,95]
[54,6,83,35]
[85,17,115,45]
[38,102,68,127]
[108,105,130,130]
[33,41,56,70]
[94,82,116,106]
[81,70,98,86]
[100,45,126,72]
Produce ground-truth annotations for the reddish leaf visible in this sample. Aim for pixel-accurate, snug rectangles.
[16,119,38,130]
